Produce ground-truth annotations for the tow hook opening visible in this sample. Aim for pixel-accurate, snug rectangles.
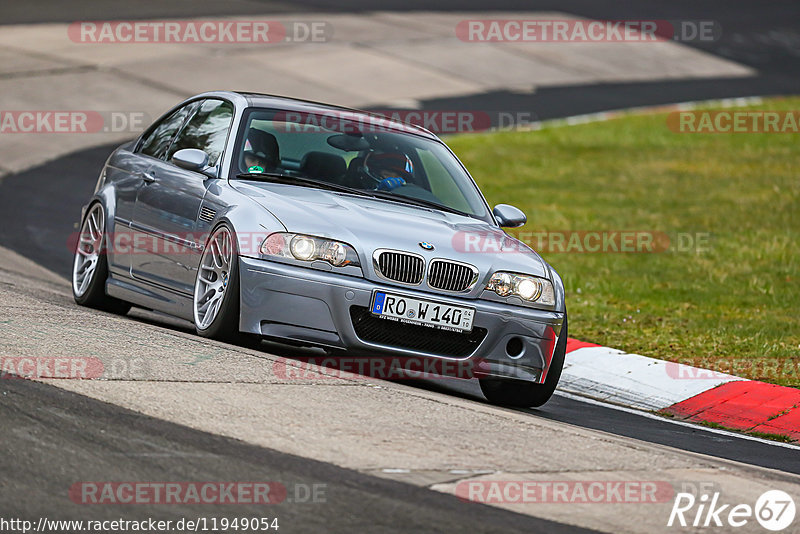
[506,337,524,358]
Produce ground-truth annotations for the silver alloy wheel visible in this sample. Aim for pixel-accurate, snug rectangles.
[194,226,234,330]
[72,203,105,297]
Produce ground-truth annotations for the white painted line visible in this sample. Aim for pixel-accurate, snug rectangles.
[500,96,768,133]
[555,391,800,451]
[559,346,743,411]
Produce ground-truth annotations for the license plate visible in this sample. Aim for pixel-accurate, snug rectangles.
[370,291,475,333]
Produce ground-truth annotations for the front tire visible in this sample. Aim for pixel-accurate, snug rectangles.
[480,315,568,408]
[193,223,240,341]
[72,202,131,314]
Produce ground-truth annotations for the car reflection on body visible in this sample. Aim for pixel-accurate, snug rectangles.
[72,91,567,407]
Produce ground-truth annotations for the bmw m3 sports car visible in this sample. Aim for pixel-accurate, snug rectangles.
[72,91,567,407]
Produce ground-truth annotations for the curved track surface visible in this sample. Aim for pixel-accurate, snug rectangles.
[3,0,799,120]
[1,143,799,474]
[1,258,798,533]
[1,378,593,533]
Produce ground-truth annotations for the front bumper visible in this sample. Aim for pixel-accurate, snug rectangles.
[239,256,565,383]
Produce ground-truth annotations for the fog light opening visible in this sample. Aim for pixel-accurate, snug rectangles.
[506,337,524,359]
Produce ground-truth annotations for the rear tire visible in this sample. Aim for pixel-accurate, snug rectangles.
[480,315,568,408]
[72,202,131,315]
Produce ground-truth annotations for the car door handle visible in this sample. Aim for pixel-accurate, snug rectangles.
[141,172,156,183]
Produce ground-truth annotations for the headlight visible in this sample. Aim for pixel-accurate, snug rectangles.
[486,272,555,306]
[290,235,316,261]
[261,232,360,267]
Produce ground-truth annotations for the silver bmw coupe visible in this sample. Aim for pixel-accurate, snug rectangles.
[72,91,567,407]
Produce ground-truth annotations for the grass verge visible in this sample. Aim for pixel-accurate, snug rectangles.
[447,97,799,387]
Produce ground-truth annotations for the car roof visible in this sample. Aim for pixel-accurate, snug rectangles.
[231,91,439,140]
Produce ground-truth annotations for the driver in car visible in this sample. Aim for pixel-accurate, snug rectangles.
[363,151,414,191]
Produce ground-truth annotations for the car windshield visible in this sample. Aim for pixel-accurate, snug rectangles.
[231,108,491,220]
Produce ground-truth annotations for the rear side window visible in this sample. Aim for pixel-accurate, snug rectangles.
[138,102,198,159]
[168,99,234,167]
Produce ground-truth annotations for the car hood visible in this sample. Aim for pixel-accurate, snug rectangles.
[233,181,550,289]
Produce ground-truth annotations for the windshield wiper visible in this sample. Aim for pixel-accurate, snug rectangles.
[364,190,470,217]
[235,172,371,196]
[236,172,470,217]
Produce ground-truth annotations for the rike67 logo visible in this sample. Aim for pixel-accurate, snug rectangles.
[668,490,795,531]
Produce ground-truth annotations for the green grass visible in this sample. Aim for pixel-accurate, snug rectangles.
[446,98,800,387]
[746,430,796,443]
[697,421,795,443]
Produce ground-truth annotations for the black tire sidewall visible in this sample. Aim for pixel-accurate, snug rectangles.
[479,313,568,408]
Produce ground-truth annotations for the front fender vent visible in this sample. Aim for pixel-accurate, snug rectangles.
[199,206,216,223]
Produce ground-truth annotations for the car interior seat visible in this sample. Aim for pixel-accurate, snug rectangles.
[341,155,368,188]
[246,128,281,170]
[300,151,347,183]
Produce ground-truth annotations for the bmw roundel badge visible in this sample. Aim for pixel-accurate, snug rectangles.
[419,242,434,251]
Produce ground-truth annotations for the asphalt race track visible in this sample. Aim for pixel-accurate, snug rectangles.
[1,378,593,533]
[1,142,799,496]
[3,0,799,119]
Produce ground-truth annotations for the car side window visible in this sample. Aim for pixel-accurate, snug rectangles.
[138,102,198,160]
[168,99,234,167]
